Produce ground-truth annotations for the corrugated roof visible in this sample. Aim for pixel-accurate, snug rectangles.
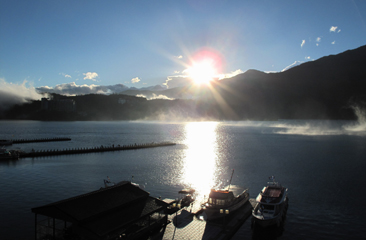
[32,181,168,237]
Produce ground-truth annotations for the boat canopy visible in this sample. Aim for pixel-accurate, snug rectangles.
[209,189,234,199]
[262,187,282,198]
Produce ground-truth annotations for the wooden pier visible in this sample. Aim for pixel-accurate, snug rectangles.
[152,199,256,240]
[19,142,176,158]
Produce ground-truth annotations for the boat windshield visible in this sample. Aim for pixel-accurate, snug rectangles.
[261,204,275,210]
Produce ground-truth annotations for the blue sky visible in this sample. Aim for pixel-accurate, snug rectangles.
[1,0,366,93]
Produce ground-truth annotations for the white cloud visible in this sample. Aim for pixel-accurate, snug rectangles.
[83,72,98,81]
[36,82,129,96]
[60,73,72,78]
[316,37,321,42]
[337,29,341,33]
[331,41,336,44]
[305,56,311,60]
[131,77,141,84]
[176,55,183,59]
[218,69,244,80]
[301,40,305,48]
[163,76,190,89]
[136,93,174,100]
[0,78,43,112]
[330,26,338,32]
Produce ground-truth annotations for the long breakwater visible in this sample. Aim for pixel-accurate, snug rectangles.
[12,137,71,144]
[19,142,176,158]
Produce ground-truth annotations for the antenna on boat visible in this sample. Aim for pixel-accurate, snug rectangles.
[228,169,234,191]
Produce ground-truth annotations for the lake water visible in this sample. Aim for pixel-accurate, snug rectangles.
[0,120,365,239]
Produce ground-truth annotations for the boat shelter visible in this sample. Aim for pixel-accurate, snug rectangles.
[31,181,169,240]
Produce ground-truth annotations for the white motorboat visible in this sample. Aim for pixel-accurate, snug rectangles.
[252,176,288,228]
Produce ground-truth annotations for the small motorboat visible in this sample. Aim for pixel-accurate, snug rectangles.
[252,176,288,228]
[0,148,19,160]
[178,189,195,207]
[202,169,250,220]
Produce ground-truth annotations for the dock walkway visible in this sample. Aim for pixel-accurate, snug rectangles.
[152,199,256,240]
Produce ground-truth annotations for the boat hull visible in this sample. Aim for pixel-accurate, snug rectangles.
[252,197,288,228]
[204,191,249,220]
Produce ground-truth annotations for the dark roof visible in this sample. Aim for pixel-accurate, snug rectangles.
[32,181,168,237]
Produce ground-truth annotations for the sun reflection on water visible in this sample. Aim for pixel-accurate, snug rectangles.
[181,122,220,202]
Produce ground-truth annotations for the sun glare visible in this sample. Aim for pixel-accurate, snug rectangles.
[187,59,217,85]
[181,122,220,202]
[185,48,223,85]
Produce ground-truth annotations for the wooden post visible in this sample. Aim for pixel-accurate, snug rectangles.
[34,213,37,240]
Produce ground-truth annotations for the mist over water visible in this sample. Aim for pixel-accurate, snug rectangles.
[344,105,366,132]
[266,106,366,136]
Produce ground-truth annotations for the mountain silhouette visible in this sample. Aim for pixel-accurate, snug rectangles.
[200,45,366,120]
[2,45,365,121]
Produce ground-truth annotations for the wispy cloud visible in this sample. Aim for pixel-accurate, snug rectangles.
[83,72,98,81]
[305,56,311,60]
[281,61,304,72]
[331,41,336,44]
[301,40,305,48]
[175,55,183,59]
[316,37,321,42]
[131,77,141,84]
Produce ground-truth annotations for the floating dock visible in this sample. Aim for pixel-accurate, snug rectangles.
[19,142,176,158]
[152,199,256,240]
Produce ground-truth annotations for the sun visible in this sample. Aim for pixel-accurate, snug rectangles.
[186,59,217,85]
[184,48,223,85]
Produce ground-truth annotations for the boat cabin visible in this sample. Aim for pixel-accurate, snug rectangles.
[208,189,235,206]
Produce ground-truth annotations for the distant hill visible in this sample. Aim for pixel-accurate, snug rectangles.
[205,45,366,120]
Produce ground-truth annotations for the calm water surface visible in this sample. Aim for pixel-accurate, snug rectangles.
[0,120,365,240]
